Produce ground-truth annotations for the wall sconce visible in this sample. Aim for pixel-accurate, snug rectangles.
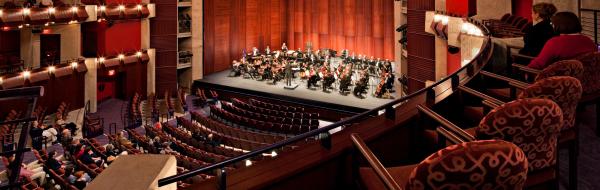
[271,151,277,157]
[245,160,252,167]
[118,54,125,60]
[118,5,126,11]
[0,77,3,85]
[136,51,143,57]
[71,6,79,13]
[71,61,78,70]
[100,5,107,12]
[22,70,31,79]
[48,66,56,75]
[0,10,3,17]
[23,8,30,16]
[98,57,105,65]
[48,7,56,14]
[461,22,483,37]
[137,4,143,11]
[431,14,449,40]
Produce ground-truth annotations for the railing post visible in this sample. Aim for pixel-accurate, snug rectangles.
[385,106,395,120]
[451,75,459,90]
[319,132,332,150]
[216,168,227,190]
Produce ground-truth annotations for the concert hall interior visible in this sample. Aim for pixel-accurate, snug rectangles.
[1,0,600,189]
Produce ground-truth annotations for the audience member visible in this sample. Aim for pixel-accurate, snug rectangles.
[529,12,597,69]
[61,129,73,146]
[46,151,63,171]
[8,155,46,185]
[519,3,557,58]
[29,122,43,150]
[116,132,133,147]
[41,124,58,144]
[80,148,104,166]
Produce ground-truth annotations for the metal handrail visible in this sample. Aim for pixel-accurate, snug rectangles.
[157,19,493,187]
[580,9,600,44]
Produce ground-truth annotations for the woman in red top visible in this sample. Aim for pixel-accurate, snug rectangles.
[528,12,597,69]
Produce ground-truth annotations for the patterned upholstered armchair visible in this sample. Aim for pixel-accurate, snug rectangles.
[353,137,529,190]
[574,52,600,137]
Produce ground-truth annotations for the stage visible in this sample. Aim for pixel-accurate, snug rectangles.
[194,70,403,114]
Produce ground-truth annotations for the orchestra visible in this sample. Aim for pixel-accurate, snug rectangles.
[229,43,397,99]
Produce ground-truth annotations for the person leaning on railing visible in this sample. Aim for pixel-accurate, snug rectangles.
[528,12,597,69]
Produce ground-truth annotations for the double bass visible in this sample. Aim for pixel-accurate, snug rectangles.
[374,73,388,98]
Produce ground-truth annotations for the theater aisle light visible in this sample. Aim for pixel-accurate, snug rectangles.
[108,70,116,76]
[271,150,277,157]
[245,159,252,167]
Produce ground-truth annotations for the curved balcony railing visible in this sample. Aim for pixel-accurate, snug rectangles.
[158,14,494,189]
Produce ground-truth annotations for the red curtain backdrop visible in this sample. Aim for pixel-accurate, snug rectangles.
[513,0,533,20]
[203,0,396,75]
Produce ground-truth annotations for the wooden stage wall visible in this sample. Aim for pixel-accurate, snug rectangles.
[203,0,396,75]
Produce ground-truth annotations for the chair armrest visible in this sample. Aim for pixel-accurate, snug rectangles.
[436,127,465,145]
[512,63,542,75]
[511,53,536,61]
[416,105,476,142]
[350,133,403,190]
[480,71,530,90]
[457,85,506,106]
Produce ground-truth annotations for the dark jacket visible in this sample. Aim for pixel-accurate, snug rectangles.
[519,20,556,57]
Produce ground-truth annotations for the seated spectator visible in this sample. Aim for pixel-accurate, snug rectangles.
[528,12,597,69]
[105,144,120,164]
[74,144,86,159]
[72,171,91,189]
[41,124,58,144]
[519,3,557,58]
[116,132,133,147]
[46,151,63,171]
[61,129,73,146]
[154,122,162,130]
[80,148,104,167]
[65,122,77,136]
[29,122,43,150]
[8,155,46,185]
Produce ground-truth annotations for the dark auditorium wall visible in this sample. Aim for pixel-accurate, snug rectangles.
[513,0,533,20]
[0,74,86,118]
[203,0,396,75]
[0,31,21,58]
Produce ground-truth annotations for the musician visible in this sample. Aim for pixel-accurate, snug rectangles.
[282,43,288,52]
[265,46,271,55]
[230,60,242,77]
[353,70,369,97]
[252,47,259,56]
[307,67,320,89]
[285,61,293,86]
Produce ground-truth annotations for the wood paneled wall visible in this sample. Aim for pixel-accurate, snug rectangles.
[203,0,396,75]
[406,0,435,93]
[151,0,178,97]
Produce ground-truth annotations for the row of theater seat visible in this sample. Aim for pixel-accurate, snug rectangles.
[144,125,229,163]
[231,98,318,119]
[222,103,319,127]
[248,98,304,112]
[190,111,286,144]
[483,13,530,38]
[163,121,244,157]
[210,105,318,135]
[178,116,270,152]
[195,88,219,107]
[129,93,143,124]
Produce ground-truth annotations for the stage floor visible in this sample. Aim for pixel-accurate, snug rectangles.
[195,70,402,112]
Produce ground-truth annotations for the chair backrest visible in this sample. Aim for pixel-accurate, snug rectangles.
[520,76,582,130]
[535,60,584,81]
[406,140,528,190]
[476,98,562,172]
[575,51,600,95]
[500,13,511,22]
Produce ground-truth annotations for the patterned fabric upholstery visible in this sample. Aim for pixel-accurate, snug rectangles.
[476,98,563,172]
[534,60,584,81]
[575,52,600,95]
[406,140,528,190]
[519,76,582,131]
